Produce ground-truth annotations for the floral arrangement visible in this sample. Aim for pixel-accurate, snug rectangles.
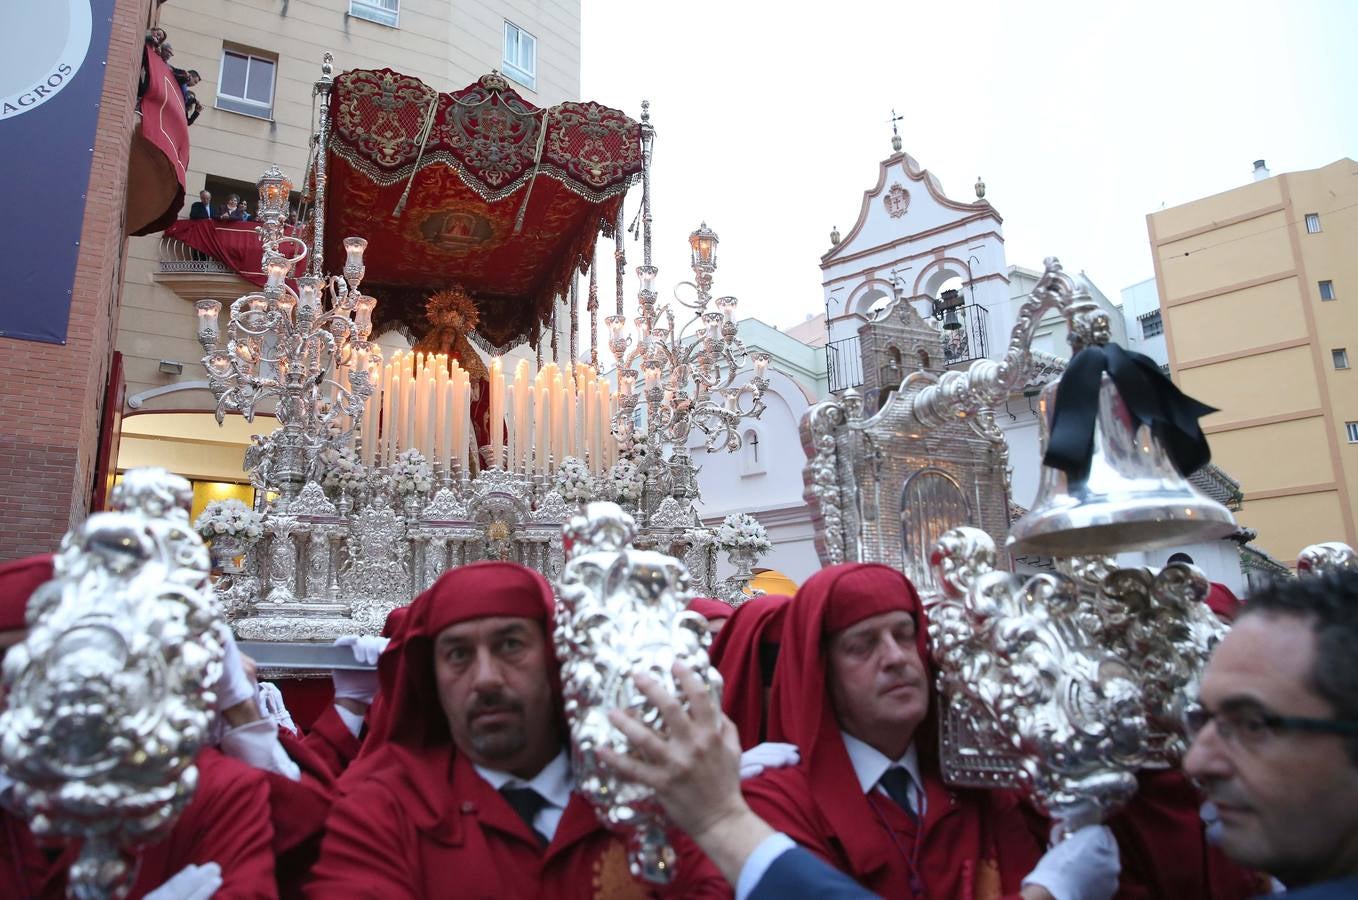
[606,459,645,503]
[716,513,771,554]
[555,457,596,504]
[319,444,367,492]
[194,499,264,542]
[391,448,434,496]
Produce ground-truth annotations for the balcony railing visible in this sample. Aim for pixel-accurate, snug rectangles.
[158,235,234,274]
[941,303,990,368]
[827,336,864,393]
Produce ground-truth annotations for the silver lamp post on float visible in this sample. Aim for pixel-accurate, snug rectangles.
[193,165,382,505]
[607,222,771,505]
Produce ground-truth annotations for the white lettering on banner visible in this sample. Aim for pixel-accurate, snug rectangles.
[0,3,92,120]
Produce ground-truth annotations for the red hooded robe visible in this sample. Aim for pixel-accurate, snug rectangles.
[307,561,728,899]
[709,594,790,750]
[0,555,278,899]
[742,563,1044,900]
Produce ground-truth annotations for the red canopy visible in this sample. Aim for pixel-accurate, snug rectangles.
[323,70,642,347]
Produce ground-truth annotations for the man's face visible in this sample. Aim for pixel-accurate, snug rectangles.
[199,191,210,204]
[435,616,559,776]
[827,609,928,757]
[1185,614,1358,886]
[187,72,200,86]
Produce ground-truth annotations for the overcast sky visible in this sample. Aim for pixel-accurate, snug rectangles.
[578,0,1356,334]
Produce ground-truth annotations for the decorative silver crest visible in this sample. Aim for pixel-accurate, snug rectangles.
[929,525,1230,827]
[1297,541,1358,578]
[0,468,224,899]
[929,527,1150,828]
[554,502,722,884]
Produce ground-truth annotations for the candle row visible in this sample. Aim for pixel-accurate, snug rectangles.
[357,351,620,478]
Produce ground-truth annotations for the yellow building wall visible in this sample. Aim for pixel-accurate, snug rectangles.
[1236,491,1347,565]
[1167,278,1309,363]
[1150,177,1282,242]
[1206,417,1335,494]
[1177,345,1321,427]
[1157,210,1295,300]
[1151,158,1358,562]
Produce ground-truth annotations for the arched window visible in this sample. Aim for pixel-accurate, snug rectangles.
[741,427,766,476]
[900,468,970,594]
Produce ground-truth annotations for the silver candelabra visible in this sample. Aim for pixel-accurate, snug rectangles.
[194,164,382,504]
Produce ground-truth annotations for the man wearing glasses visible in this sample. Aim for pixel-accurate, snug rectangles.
[1184,571,1358,898]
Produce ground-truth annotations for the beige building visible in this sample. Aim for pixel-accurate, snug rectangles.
[1148,157,1358,565]
[115,0,581,508]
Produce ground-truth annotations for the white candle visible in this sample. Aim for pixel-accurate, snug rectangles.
[506,383,517,475]
[551,371,565,468]
[463,371,474,474]
[405,374,417,457]
[390,372,404,459]
[434,359,447,469]
[489,357,504,469]
[535,375,549,475]
[450,366,464,479]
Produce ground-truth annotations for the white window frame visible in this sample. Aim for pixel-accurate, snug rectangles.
[1305,213,1322,234]
[216,48,276,120]
[1319,280,1336,301]
[349,0,399,27]
[1347,421,1358,444]
[1333,348,1350,370]
[502,21,537,91]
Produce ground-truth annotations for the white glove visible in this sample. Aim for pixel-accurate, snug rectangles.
[256,681,298,735]
[334,634,388,666]
[212,627,255,711]
[1022,824,1120,900]
[144,862,222,900]
[331,635,387,705]
[220,717,301,782]
[739,742,800,780]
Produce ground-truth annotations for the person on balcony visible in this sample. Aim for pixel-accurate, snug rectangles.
[189,190,214,220]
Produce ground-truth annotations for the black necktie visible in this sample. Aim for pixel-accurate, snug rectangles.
[878,767,920,824]
[501,785,550,847]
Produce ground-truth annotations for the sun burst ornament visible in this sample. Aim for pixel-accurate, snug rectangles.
[416,286,487,383]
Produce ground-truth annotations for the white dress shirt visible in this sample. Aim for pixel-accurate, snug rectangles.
[473,749,573,841]
[840,731,926,819]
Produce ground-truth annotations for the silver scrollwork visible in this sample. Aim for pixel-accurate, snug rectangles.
[0,469,224,900]
[554,502,722,884]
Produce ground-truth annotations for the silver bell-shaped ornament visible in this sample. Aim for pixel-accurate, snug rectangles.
[1010,330,1236,556]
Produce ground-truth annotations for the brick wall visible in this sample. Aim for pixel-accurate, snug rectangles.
[0,0,152,561]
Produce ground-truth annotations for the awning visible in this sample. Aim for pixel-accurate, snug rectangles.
[322,70,642,347]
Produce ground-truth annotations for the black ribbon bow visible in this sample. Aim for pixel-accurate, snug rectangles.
[1043,342,1218,483]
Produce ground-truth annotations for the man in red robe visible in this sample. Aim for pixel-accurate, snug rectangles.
[0,555,279,899]
[742,562,1121,900]
[710,594,790,750]
[307,560,728,898]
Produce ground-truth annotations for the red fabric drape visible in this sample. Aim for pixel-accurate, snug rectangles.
[163,219,305,286]
[129,47,189,236]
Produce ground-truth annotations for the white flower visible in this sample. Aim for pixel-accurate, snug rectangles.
[554,457,596,504]
[607,459,645,502]
[716,513,771,554]
[194,499,264,543]
[320,445,367,491]
[392,448,434,497]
